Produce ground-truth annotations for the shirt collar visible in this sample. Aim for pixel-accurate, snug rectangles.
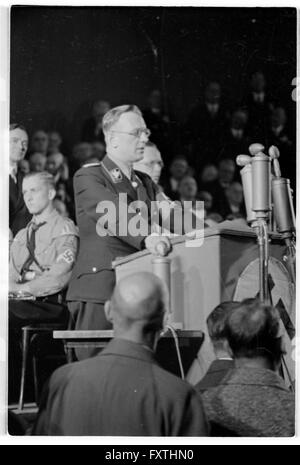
[31,208,58,225]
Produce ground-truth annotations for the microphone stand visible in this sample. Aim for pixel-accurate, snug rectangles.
[237,145,271,304]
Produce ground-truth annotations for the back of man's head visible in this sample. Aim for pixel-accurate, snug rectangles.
[207,301,239,357]
[226,298,284,367]
[106,272,167,348]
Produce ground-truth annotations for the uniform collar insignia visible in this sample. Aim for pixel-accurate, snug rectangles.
[110,167,123,183]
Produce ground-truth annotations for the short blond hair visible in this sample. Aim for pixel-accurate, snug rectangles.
[23,171,56,190]
[102,105,142,136]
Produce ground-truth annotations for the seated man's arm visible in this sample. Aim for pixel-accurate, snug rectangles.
[12,234,78,297]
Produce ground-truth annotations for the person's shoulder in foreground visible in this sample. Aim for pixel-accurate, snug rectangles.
[201,298,295,437]
[33,272,208,436]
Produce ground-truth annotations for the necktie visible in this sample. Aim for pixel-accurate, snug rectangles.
[20,222,46,275]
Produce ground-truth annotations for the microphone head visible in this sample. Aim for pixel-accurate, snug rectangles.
[249,143,265,156]
[236,154,252,167]
[269,145,280,160]
[155,241,169,257]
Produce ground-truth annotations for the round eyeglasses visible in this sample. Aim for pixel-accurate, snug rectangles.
[110,128,151,138]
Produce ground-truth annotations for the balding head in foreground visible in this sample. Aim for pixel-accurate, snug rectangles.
[105,272,168,350]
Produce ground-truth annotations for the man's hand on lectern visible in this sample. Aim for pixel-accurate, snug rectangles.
[145,234,171,256]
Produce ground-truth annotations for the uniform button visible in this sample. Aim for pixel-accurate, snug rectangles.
[92,267,97,272]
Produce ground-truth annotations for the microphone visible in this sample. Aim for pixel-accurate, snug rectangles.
[249,143,265,156]
[269,145,281,178]
[236,155,256,224]
[236,154,252,167]
[251,150,271,217]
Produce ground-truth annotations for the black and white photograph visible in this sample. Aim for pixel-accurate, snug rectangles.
[0,2,298,445]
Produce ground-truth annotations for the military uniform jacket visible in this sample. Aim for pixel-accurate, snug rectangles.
[33,338,208,436]
[67,155,158,304]
[10,209,79,297]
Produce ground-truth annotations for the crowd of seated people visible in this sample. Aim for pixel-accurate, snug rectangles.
[10,69,295,233]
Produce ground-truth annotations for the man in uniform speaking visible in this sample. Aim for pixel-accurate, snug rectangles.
[67,105,174,359]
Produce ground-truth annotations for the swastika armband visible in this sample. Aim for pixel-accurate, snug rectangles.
[57,249,75,264]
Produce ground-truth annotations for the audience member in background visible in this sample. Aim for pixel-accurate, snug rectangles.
[219,109,250,162]
[204,158,236,218]
[71,142,93,172]
[53,198,69,218]
[133,142,164,185]
[30,130,49,157]
[143,89,175,166]
[29,152,47,173]
[201,299,294,436]
[178,175,198,203]
[243,71,274,145]
[81,99,111,143]
[33,272,208,436]
[9,124,31,236]
[48,131,63,155]
[18,159,30,175]
[46,152,67,184]
[196,302,238,393]
[267,106,295,187]
[198,164,219,188]
[91,141,106,162]
[198,191,222,226]
[9,171,78,402]
[163,156,190,200]
[223,182,246,222]
[184,81,227,171]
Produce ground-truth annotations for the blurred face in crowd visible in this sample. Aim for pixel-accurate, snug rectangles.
[271,107,287,128]
[91,141,106,161]
[56,182,67,202]
[218,160,235,184]
[205,82,221,104]
[198,190,213,211]
[201,164,218,183]
[18,159,30,175]
[148,90,162,110]
[93,100,111,124]
[31,130,49,154]
[46,153,64,175]
[226,182,244,206]
[29,152,47,172]
[108,111,150,164]
[134,144,163,184]
[178,176,198,201]
[10,127,28,164]
[23,176,55,215]
[53,198,68,217]
[231,110,248,130]
[72,143,93,166]
[170,158,188,180]
[251,71,266,93]
[48,131,62,154]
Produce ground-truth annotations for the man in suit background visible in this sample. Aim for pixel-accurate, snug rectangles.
[195,301,238,393]
[33,272,208,436]
[9,124,31,236]
[67,105,171,360]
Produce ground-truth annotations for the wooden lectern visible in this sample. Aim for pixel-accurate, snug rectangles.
[113,221,295,384]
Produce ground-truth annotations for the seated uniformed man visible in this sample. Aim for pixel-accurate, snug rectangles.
[9,171,79,399]
[33,272,208,436]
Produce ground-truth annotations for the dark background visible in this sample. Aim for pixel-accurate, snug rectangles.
[10,6,297,150]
